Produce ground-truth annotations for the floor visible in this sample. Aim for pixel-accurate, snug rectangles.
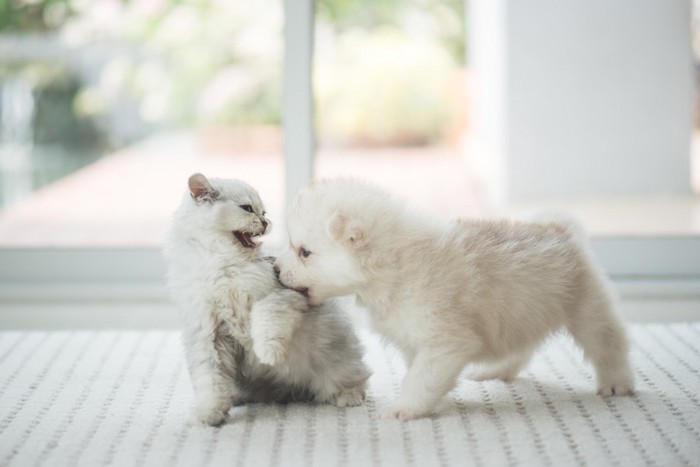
[0,324,698,467]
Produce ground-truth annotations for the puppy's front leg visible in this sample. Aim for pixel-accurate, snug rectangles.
[250,289,306,366]
[386,347,469,421]
[182,317,238,426]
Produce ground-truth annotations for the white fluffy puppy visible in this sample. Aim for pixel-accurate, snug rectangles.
[275,178,635,420]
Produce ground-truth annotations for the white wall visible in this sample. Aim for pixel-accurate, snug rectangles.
[470,0,694,202]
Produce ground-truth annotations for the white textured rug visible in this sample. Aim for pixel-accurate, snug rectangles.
[0,324,699,467]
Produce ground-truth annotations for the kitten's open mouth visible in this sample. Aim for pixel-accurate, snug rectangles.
[233,231,260,249]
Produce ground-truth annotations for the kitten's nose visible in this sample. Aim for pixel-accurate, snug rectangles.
[273,263,280,277]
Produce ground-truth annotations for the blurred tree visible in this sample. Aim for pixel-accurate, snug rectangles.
[317,0,402,28]
[0,0,75,32]
[317,0,466,64]
[2,0,466,144]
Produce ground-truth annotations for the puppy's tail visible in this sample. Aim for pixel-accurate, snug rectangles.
[519,210,588,243]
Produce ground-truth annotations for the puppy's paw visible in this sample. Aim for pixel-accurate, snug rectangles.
[597,369,635,397]
[330,387,365,408]
[381,403,432,421]
[597,381,635,397]
[253,338,287,367]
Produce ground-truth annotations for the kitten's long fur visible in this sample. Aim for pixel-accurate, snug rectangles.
[164,174,369,425]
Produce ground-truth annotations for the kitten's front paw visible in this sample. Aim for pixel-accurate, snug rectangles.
[253,338,287,366]
[330,387,366,408]
[189,403,229,426]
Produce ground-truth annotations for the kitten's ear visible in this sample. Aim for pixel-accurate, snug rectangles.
[327,211,365,247]
[188,173,220,202]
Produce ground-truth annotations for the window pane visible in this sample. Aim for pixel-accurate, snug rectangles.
[0,0,284,247]
[314,0,482,219]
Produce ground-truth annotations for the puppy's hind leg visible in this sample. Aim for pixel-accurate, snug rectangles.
[468,349,535,382]
[567,270,635,397]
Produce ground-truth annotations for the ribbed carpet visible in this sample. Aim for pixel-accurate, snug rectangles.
[0,324,699,467]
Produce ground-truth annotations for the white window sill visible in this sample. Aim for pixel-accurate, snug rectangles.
[1,231,699,324]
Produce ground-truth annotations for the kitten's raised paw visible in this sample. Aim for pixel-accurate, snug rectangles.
[253,338,287,366]
[331,387,365,408]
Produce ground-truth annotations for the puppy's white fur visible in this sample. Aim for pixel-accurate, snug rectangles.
[165,174,369,426]
[275,178,635,420]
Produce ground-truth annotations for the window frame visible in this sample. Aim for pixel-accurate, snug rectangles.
[1,237,699,302]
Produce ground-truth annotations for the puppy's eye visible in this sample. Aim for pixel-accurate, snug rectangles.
[239,205,254,213]
[299,247,312,259]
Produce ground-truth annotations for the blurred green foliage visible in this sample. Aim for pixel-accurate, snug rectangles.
[316,28,459,145]
[0,0,74,32]
[1,0,466,145]
[317,0,466,64]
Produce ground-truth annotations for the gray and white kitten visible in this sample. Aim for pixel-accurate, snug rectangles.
[164,173,369,426]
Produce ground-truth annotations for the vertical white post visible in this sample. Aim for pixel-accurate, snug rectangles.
[283,0,315,207]
[467,0,509,204]
[469,0,693,202]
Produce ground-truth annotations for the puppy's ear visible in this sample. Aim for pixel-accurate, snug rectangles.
[188,173,220,202]
[327,211,347,240]
[328,211,366,247]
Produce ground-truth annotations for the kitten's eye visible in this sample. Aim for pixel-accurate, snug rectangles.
[240,205,254,213]
[299,247,312,259]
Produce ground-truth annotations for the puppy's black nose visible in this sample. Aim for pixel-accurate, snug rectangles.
[273,264,280,277]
